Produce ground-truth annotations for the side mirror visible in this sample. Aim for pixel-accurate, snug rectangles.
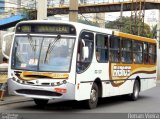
[2,32,14,59]
[82,46,89,60]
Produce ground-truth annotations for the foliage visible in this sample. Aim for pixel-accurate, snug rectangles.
[105,16,153,38]
[19,8,37,20]
[150,25,157,39]
[78,18,99,27]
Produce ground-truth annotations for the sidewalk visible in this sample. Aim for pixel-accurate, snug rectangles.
[0,95,32,106]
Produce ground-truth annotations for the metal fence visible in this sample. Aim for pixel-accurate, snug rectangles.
[47,0,160,8]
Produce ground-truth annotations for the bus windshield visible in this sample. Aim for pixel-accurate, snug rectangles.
[11,35,75,72]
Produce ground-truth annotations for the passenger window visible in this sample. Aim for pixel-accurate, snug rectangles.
[96,34,108,63]
[143,43,149,64]
[148,44,156,64]
[133,41,143,64]
[121,39,132,64]
[109,36,120,63]
[76,31,94,73]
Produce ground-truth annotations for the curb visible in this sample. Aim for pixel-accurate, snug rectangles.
[0,96,33,106]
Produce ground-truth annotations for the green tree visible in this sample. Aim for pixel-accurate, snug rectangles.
[78,18,99,27]
[151,25,157,38]
[19,8,37,20]
[105,16,152,38]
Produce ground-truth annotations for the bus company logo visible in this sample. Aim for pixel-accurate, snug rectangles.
[113,66,131,77]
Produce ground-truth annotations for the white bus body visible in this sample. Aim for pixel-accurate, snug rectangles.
[5,20,157,109]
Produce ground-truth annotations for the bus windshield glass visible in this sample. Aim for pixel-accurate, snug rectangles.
[11,35,75,72]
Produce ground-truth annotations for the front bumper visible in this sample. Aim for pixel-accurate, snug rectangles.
[8,78,75,100]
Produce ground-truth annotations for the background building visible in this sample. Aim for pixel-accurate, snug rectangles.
[0,0,5,13]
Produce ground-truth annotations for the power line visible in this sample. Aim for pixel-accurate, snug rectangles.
[80,13,92,25]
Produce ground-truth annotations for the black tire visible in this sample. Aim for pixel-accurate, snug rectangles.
[34,99,48,107]
[85,83,99,109]
[129,80,140,101]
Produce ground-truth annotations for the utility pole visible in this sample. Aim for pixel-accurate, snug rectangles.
[119,2,123,31]
[157,9,160,80]
[95,13,105,28]
[130,0,145,36]
[17,0,21,9]
[37,0,47,20]
[69,0,78,22]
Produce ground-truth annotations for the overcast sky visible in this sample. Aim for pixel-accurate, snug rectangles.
[106,10,159,26]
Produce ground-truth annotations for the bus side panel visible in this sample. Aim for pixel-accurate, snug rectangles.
[140,80,148,91]
[75,62,111,100]
[118,80,134,95]
[147,78,156,90]
[138,73,156,91]
[75,73,93,101]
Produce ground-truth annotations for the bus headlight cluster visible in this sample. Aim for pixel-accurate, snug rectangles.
[51,80,67,86]
[12,77,26,84]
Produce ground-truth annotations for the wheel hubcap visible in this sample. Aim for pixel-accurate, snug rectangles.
[90,89,97,103]
[134,85,139,98]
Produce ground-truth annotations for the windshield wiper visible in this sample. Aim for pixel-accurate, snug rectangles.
[44,35,61,63]
[28,34,36,51]
[28,34,37,60]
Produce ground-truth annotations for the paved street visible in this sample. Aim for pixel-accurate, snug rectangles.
[0,85,160,113]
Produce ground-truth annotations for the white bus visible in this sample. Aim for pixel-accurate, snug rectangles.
[3,20,157,109]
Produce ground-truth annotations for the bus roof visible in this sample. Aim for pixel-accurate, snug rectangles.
[16,20,113,35]
[16,20,156,44]
[114,31,156,44]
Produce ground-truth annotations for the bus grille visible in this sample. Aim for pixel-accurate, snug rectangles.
[16,89,62,96]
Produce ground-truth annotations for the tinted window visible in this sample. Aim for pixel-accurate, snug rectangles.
[148,44,156,64]
[133,41,143,64]
[121,39,132,63]
[143,43,149,64]
[96,34,108,63]
[109,36,120,63]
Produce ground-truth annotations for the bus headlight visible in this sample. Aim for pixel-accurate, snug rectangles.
[63,80,67,84]
[12,77,17,81]
[51,80,67,86]
[17,79,21,83]
[16,79,26,84]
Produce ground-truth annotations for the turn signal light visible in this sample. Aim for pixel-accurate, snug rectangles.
[54,88,67,94]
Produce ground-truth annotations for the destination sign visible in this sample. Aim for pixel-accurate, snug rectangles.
[16,23,76,35]
[20,25,31,32]
[35,25,69,33]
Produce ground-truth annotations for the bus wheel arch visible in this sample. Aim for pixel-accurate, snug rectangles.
[84,82,98,109]
[135,76,141,92]
[84,78,102,109]
[94,78,102,98]
[129,77,141,101]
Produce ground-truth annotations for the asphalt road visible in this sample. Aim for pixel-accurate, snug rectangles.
[0,86,160,119]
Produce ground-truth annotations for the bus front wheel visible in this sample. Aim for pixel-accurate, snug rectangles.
[129,80,140,101]
[34,99,48,107]
[85,83,98,109]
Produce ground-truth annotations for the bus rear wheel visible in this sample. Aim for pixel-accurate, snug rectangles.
[85,83,98,109]
[34,99,48,107]
[129,80,140,101]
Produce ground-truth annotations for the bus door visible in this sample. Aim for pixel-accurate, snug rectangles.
[75,31,94,100]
